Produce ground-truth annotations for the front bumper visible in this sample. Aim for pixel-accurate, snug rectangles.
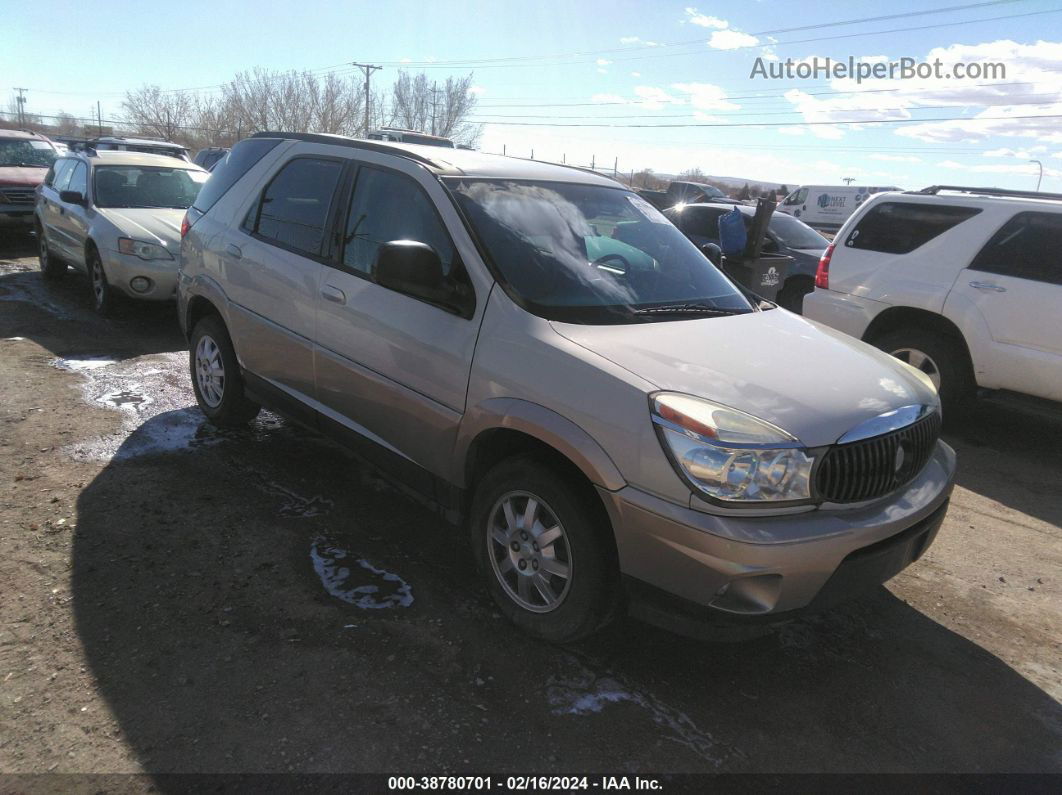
[102,250,178,301]
[598,440,956,633]
[0,206,35,227]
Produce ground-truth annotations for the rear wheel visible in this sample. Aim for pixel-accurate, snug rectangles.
[873,328,974,415]
[189,315,261,427]
[37,223,66,281]
[470,457,619,642]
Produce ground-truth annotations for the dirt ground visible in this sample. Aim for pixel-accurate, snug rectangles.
[0,228,1059,778]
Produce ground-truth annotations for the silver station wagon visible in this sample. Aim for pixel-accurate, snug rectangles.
[178,133,956,641]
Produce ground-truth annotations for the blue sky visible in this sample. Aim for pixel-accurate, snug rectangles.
[8,0,1062,189]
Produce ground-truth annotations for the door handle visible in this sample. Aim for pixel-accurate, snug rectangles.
[226,244,242,259]
[969,281,1006,292]
[321,285,346,304]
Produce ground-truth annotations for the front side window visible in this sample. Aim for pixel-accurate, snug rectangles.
[0,138,57,168]
[969,212,1062,286]
[343,166,457,275]
[845,201,981,255]
[251,158,344,257]
[447,179,753,324]
[93,166,208,209]
[768,212,829,249]
[67,162,87,196]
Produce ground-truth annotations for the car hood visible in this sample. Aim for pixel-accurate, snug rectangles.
[0,167,48,187]
[550,309,938,447]
[96,208,184,248]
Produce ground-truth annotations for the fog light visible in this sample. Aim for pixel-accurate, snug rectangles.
[130,276,152,293]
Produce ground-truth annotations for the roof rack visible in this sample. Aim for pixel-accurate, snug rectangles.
[250,130,443,168]
[914,185,1062,202]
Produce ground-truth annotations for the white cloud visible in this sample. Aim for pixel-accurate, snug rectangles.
[692,111,725,122]
[936,159,1060,177]
[684,8,728,29]
[596,58,612,66]
[630,71,641,77]
[808,125,846,140]
[982,146,1046,158]
[709,30,759,50]
[672,82,740,111]
[870,154,923,163]
[632,85,682,109]
[620,36,640,44]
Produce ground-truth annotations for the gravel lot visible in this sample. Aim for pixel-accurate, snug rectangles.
[1,229,1059,776]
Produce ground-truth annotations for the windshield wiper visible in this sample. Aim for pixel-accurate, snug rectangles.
[632,302,747,316]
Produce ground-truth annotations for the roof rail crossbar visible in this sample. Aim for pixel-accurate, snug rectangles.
[250,130,442,168]
[915,184,1062,202]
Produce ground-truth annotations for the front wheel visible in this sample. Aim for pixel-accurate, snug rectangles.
[776,276,814,314]
[189,315,261,427]
[87,247,119,317]
[873,328,974,415]
[470,457,619,642]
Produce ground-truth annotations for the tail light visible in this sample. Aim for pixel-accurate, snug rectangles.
[180,212,191,239]
[815,243,834,289]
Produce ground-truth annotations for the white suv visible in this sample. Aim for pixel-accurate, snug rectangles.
[804,186,1062,412]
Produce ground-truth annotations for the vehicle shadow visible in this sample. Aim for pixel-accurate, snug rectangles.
[71,411,1062,777]
[943,401,1062,528]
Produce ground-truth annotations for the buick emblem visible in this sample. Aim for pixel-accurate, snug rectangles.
[894,444,907,474]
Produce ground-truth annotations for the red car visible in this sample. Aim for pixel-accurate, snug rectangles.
[0,129,59,231]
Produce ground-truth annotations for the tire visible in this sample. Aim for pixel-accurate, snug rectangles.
[776,276,814,314]
[872,328,974,416]
[37,223,66,281]
[470,456,620,642]
[188,315,261,427]
[87,246,119,317]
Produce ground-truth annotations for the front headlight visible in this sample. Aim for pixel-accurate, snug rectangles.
[651,393,814,504]
[118,238,173,261]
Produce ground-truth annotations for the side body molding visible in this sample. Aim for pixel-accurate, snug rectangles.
[455,397,627,492]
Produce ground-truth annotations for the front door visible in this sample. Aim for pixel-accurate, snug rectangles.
[313,159,484,484]
[946,210,1062,402]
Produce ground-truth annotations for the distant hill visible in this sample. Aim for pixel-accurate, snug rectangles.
[653,173,784,194]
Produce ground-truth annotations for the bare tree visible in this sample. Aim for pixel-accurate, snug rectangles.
[122,85,195,140]
[388,71,482,145]
[679,167,707,182]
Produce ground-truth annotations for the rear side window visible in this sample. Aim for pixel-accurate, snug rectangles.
[250,157,344,257]
[845,201,981,254]
[680,206,726,238]
[67,162,87,196]
[51,159,76,192]
[969,211,1062,286]
[191,137,281,214]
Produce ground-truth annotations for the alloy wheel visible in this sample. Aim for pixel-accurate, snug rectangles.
[195,335,226,408]
[91,256,106,307]
[891,346,942,391]
[487,490,573,613]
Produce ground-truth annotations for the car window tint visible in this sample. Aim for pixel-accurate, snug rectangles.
[51,159,75,192]
[845,201,981,254]
[686,207,725,238]
[969,211,1062,286]
[67,162,87,196]
[342,166,456,276]
[253,157,344,257]
[192,137,282,214]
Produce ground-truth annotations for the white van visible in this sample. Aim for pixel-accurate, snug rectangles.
[778,185,900,232]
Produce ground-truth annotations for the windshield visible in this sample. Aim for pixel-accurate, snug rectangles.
[0,139,58,168]
[447,179,753,323]
[93,165,208,209]
[768,212,829,250]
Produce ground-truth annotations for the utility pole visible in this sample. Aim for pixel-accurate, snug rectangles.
[14,88,28,127]
[352,63,382,137]
[613,157,618,178]
[97,101,103,136]
[842,176,855,185]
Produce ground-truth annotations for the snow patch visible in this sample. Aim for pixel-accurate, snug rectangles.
[311,536,414,610]
[51,357,117,371]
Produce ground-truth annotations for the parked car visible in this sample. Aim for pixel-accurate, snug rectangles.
[85,136,191,162]
[0,129,59,230]
[637,180,729,211]
[179,132,954,642]
[366,127,456,148]
[35,150,209,315]
[665,202,830,312]
[778,184,900,232]
[193,147,230,171]
[804,185,1062,413]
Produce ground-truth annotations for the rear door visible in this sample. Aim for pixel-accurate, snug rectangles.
[945,210,1062,401]
[56,161,91,268]
[40,158,75,257]
[220,153,345,406]
[313,158,484,485]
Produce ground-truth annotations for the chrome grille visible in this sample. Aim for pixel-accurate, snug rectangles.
[815,411,941,503]
[0,187,36,205]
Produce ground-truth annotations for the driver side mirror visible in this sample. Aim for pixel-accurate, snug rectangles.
[59,190,85,205]
[699,242,722,266]
[373,240,447,303]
